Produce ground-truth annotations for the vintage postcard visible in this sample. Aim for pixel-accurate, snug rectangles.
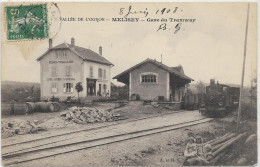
[1,2,258,166]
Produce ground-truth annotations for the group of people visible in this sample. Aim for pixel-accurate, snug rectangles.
[183,135,213,165]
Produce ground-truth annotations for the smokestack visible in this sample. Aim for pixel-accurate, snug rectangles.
[99,46,102,56]
[71,37,75,47]
[210,79,215,89]
[49,38,52,48]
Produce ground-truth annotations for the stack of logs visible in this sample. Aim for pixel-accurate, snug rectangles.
[25,102,60,113]
[184,132,246,166]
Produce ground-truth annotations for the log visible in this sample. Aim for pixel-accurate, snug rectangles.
[210,149,228,165]
[210,133,236,146]
[212,133,246,157]
[212,136,236,152]
[37,102,55,112]
[14,103,27,115]
[2,103,12,116]
[205,133,231,145]
[245,134,257,144]
[26,102,60,113]
[49,102,60,112]
[25,102,36,113]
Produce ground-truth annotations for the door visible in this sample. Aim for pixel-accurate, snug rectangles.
[87,79,96,96]
[98,84,101,96]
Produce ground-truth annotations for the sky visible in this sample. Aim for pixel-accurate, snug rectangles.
[1,2,257,86]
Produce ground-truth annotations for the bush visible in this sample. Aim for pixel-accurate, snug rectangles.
[49,95,59,102]
[130,94,140,100]
[110,85,129,100]
[63,96,80,104]
[93,97,117,102]
[158,96,165,101]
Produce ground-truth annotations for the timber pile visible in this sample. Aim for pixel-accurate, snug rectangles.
[1,120,47,138]
[60,107,121,124]
[183,133,247,166]
[25,102,60,113]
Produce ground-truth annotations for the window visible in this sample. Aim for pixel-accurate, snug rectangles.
[55,50,67,59]
[141,73,157,83]
[90,66,93,77]
[98,68,102,78]
[64,83,73,93]
[51,83,58,94]
[51,65,57,76]
[103,69,106,79]
[66,66,71,76]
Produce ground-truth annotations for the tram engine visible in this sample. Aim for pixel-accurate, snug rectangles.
[199,79,239,116]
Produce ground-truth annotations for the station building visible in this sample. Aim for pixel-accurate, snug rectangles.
[113,58,193,101]
[37,38,113,100]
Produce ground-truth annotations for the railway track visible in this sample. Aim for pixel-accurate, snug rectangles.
[2,110,186,148]
[2,112,212,166]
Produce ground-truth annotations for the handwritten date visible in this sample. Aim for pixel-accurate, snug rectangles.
[119,5,179,18]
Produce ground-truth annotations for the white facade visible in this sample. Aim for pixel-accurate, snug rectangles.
[38,40,112,100]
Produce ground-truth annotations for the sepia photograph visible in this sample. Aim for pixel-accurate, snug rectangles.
[1,2,258,166]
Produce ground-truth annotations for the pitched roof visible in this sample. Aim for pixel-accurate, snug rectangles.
[37,43,113,66]
[171,66,184,74]
[113,58,193,81]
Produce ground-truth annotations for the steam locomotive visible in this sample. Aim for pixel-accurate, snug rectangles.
[199,79,240,116]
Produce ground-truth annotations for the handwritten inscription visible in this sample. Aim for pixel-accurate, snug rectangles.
[59,5,196,34]
[157,23,182,34]
[119,6,149,18]
[119,6,179,18]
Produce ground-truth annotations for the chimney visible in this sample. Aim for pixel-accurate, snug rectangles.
[49,38,52,48]
[71,37,75,47]
[210,79,215,89]
[99,46,102,56]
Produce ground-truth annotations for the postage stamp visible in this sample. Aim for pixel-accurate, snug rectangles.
[6,4,48,40]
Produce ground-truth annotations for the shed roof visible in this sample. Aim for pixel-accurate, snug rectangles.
[113,58,193,84]
[37,43,113,66]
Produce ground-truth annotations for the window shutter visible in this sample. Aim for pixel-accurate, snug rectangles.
[104,69,106,79]
[63,83,66,93]
[56,84,58,93]
[71,83,74,93]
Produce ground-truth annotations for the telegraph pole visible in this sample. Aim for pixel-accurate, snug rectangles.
[236,4,250,132]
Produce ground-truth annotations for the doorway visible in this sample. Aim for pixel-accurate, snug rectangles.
[98,84,101,96]
[87,79,96,96]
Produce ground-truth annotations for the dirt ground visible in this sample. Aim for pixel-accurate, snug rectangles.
[1,101,184,147]
[2,101,257,166]
[15,112,257,167]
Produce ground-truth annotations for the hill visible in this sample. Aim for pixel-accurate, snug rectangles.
[2,81,40,102]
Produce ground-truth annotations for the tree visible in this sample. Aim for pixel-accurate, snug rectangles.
[195,81,206,94]
[75,82,83,100]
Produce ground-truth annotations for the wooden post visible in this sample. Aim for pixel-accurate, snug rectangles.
[236,4,250,132]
